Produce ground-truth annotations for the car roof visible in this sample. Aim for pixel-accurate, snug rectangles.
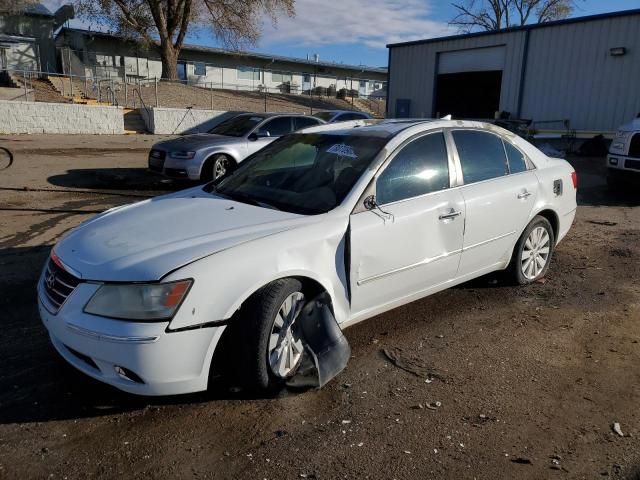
[300,118,516,140]
[236,112,313,119]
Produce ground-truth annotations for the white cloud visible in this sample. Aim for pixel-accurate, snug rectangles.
[260,0,453,49]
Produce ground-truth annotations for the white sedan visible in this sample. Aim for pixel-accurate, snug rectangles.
[38,119,577,395]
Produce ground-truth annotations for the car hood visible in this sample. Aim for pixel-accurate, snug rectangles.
[154,134,242,150]
[55,188,310,282]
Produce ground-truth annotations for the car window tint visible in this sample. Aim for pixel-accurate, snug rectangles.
[339,113,366,121]
[294,117,321,130]
[259,117,293,137]
[376,133,450,205]
[504,141,528,174]
[453,130,509,184]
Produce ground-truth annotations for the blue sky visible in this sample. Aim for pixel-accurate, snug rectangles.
[45,0,640,68]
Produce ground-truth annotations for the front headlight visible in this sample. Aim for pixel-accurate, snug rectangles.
[612,141,625,150]
[84,280,192,321]
[169,151,196,159]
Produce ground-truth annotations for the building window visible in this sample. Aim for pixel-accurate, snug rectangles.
[238,66,260,81]
[194,62,206,76]
[359,80,367,88]
[272,71,292,83]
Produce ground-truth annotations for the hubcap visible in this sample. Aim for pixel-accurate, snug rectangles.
[213,156,228,180]
[521,226,551,280]
[268,292,305,378]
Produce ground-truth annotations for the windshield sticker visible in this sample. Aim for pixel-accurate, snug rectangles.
[327,144,357,158]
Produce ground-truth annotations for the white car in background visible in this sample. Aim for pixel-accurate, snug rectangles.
[38,119,577,396]
[607,115,640,188]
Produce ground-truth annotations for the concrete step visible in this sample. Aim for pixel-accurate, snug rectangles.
[123,109,148,133]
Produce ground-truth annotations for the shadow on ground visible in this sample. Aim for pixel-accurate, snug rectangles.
[47,168,195,192]
[567,156,640,207]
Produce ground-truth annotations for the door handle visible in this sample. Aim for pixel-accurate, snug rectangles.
[439,209,462,221]
[518,190,532,199]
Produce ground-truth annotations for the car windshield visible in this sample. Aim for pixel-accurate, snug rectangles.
[313,112,336,122]
[206,133,390,214]
[208,115,265,137]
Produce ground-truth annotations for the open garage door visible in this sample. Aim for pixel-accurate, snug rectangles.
[436,70,503,119]
[435,46,505,119]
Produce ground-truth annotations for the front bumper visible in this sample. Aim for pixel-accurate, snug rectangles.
[38,279,225,396]
[148,150,203,181]
[607,155,640,174]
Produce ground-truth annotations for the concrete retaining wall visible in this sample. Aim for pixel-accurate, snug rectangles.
[143,107,234,134]
[0,100,124,134]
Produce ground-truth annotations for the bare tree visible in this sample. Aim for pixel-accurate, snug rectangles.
[0,0,38,14]
[74,0,295,79]
[450,0,579,32]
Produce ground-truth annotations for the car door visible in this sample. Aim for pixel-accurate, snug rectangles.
[450,129,539,277]
[246,117,294,157]
[349,131,466,315]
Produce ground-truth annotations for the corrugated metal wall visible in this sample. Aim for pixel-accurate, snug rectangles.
[521,14,640,132]
[388,12,640,132]
[388,31,526,118]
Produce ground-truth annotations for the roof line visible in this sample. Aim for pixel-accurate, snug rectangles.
[57,27,387,74]
[387,8,640,48]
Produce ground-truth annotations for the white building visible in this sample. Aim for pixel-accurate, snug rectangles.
[56,28,387,98]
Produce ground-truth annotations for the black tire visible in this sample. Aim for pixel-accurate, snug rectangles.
[200,154,233,182]
[235,278,305,391]
[509,216,555,286]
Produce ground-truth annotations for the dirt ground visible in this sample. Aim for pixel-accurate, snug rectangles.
[0,134,639,480]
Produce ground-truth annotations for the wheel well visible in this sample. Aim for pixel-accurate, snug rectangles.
[208,275,333,387]
[536,209,559,241]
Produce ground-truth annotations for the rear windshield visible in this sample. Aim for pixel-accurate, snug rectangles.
[313,112,335,122]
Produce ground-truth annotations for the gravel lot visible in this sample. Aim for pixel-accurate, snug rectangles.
[0,134,638,480]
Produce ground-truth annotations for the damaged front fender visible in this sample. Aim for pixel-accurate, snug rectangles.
[287,293,351,389]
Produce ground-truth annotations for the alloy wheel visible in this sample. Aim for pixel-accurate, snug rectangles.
[213,155,229,180]
[521,226,551,280]
[268,292,305,378]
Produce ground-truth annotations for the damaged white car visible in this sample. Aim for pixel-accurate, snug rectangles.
[38,119,577,395]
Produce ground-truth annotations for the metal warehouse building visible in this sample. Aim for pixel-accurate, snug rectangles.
[386,9,640,135]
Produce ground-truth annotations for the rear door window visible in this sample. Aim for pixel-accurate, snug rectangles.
[376,133,450,205]
[258,117,293,137]
[452,130,509,184]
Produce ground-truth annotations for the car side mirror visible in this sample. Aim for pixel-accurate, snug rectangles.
[363,195,377,210]
[248,133,258,141]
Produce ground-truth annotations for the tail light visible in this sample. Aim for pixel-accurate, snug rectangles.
[571,171,578,189]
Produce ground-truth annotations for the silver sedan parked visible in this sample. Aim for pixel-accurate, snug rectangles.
[313,110,372,123]
[148,113,325,181]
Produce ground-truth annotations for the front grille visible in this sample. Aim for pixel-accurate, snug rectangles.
[629,134,640,158]
[625,159,640,171]
[41,259,81,312]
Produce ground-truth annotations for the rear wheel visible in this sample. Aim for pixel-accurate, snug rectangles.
[509,216,555,285]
